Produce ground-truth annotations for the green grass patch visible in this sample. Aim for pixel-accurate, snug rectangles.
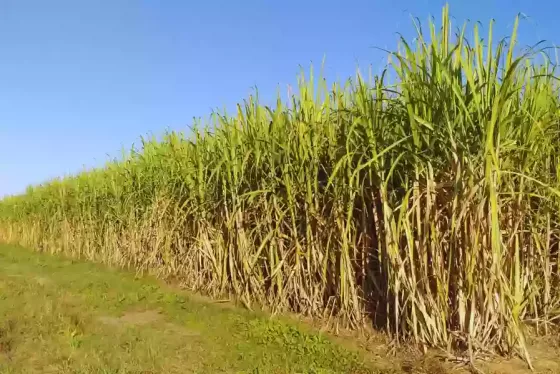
[0,244,376,374]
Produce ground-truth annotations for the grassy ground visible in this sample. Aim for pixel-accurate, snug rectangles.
[1,244,559,374]
[0,244,382,374]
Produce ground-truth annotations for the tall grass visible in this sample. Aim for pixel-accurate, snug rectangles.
[2,6,560,363]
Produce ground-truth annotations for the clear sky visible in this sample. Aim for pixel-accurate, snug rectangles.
[1,0,558,197]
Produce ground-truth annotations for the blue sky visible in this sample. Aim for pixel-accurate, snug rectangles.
[1,0,558,197]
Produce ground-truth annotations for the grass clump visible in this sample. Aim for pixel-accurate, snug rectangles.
[2,5,560,365]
